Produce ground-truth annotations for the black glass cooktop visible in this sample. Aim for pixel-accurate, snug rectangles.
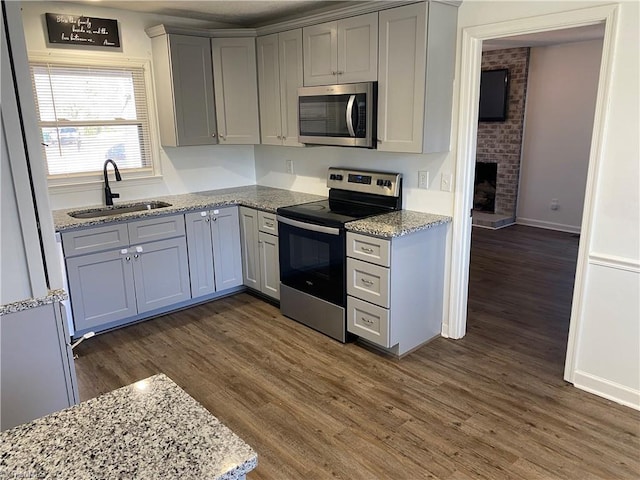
[277,199,391,228]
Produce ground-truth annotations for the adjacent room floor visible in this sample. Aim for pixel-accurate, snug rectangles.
[75,225,640,479]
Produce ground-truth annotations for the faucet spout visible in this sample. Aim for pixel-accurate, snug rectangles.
[103,159,122,206]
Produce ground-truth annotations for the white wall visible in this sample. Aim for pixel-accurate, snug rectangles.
[20,2,257,210]
[516,40,603,233]
[457,1,639,408]
[255,146,455,214]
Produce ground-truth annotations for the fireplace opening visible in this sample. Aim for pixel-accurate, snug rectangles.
[474,162,497,212]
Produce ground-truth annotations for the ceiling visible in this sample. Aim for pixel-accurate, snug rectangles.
[66,0,354,27]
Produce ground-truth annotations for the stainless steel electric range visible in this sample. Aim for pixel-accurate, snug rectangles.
[276,168,402,342]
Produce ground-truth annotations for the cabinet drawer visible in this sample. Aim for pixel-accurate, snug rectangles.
[346,257,390,308]
[347,296,390,348]
[347,232,390,267]
[258,211,278,235]
[62,223,129,257]
[128,214,185,244]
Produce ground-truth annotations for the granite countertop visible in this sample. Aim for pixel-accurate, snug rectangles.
[0,374,257,480]
[345,210,451,238]
[53,185,325,231]
[0,289,68,317]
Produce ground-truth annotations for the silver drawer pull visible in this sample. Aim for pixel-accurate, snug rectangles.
[360,246,374,253]
[360,278,374,286]
[361,317,373,325]
[265,221,274,227]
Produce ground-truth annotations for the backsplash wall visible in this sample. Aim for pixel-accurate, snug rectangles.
[476,47,530,217]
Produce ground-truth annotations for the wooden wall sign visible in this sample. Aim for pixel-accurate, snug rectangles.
[45,13,120,48]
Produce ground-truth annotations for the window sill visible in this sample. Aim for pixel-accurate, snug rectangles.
[48,174,164,194]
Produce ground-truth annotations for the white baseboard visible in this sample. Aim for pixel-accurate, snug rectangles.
[573,370,640,410]
[516,217,581,234]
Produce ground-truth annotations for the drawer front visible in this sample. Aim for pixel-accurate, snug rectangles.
[346,257,390,308]
[347,296,391,347]
[258,211,278,235]
[62,223,129,257]
[347,232,390,267]
[128,214,185,244]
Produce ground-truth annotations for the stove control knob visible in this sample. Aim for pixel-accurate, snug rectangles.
[329,174,336,180]
[335,174,343,181]
[376,179,384,186]
[384,180,393,188]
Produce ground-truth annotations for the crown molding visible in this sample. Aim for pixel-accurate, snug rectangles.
[146,1,461,39]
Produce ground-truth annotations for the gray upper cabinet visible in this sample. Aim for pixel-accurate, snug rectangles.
[185,206,243,299]
[257,29,304,146]
[377,2,457,154]
[150,33,218,147]
[211,37,261,144]
[303,13,378,86]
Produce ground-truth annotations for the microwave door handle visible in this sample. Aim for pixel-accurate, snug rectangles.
[346,95,356,137]
[277,215,341,236]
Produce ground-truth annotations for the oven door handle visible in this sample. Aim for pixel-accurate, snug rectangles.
[277,215,341,236]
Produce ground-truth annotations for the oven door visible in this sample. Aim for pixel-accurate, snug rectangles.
[277,216,345,306]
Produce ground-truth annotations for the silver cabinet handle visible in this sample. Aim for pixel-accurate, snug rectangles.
[360,278,374,286]
[212,217,218,222]
[134,254,139,259]
[265,221,274,227]
[346,94,356,137]
[360,246,374,253]
[205,217,210,223]
[361,317,373,325]
[125,256,131,262]
[211,133,216,138]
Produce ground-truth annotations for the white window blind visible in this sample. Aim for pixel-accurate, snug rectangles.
[30,62,152,178]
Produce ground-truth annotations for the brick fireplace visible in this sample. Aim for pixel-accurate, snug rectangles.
[474,47,530,228]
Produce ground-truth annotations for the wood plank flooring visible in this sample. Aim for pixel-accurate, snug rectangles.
[74,225,640,479]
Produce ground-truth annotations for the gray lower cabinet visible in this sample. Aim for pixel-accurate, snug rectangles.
[185,206,243,298]
[63,214,191,333]
[345,227,446,356]
[240,207,280,301]
[1,302,78,431]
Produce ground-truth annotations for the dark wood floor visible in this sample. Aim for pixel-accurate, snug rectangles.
[75,225,640,479]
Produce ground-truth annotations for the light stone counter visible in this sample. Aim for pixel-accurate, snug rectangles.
[0,374,257,480]
[0,289,67,316]
[345,210,451,238]
[53,185,326,231]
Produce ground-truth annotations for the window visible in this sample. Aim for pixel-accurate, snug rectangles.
[30,62,153,179]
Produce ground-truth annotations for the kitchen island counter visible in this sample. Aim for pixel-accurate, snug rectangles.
[0,374,257,480]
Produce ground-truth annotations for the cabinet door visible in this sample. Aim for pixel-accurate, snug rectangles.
[211,37,260,144]
[257,34,282,145]
[166,35,218,146]
[303,21,338,86]
[377,3,427,153]
[211,207,243,291]
[185,211,215,298]
[66,249,137,331]
[259,231,280,300]
[132,238,191,314]
[337,13,378,84]
[239,207,261,290]
[279,29,304,146]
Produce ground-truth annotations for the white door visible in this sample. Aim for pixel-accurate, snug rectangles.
[257,34,283,145]
[303,21,338,86]
[279,29,304,146]
[337,13,378,84]
[259,231,280,300]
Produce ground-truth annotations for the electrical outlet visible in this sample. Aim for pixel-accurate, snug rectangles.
[418,171,429,189]
[440,173,453,192]
[550,199,559,211]
[285,159,294,175]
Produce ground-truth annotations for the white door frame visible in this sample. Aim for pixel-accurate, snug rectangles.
[447,4,620,385]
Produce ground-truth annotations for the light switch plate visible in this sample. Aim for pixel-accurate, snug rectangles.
[440,173,453,192]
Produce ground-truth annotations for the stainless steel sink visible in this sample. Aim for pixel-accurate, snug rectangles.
[69,201,173,219]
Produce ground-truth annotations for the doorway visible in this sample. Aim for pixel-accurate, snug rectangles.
[447,4,620,385]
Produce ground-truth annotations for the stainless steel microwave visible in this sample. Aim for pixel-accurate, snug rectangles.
[298,82,376,148]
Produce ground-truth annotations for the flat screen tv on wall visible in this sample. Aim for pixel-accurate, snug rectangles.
[479,69,509,122]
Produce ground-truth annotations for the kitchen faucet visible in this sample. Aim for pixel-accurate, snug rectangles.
[103,159,122,206]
